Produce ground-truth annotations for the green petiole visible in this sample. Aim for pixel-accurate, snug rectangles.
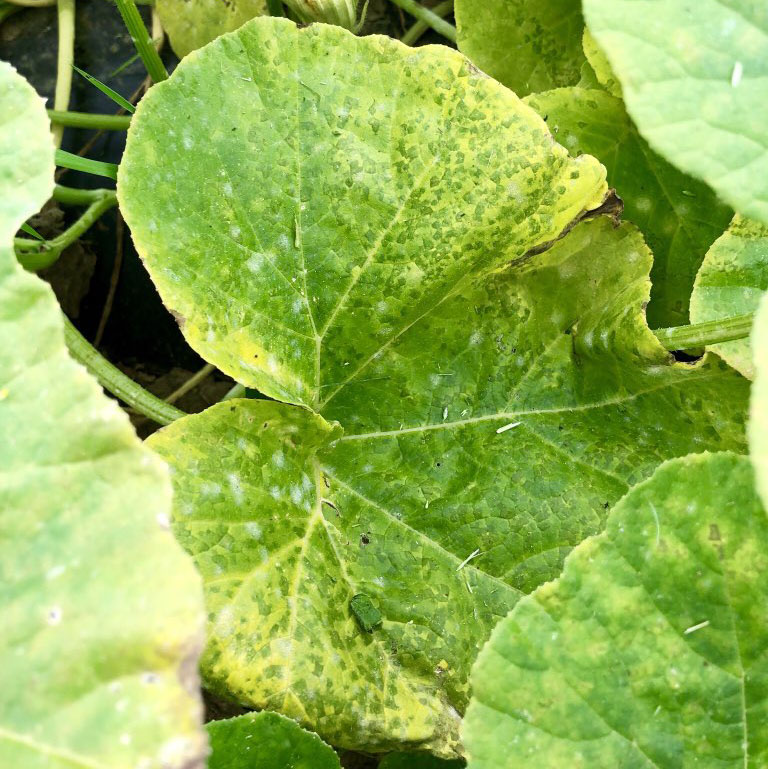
[386,0,456,42]
[48,109,132,130]
[401,0,453,45]
[653,312,755,351]
[15,189,118,270]
[63,318,186,425]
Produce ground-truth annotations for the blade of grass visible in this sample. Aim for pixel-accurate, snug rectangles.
[73,65,135,112]
[55,148,118,180]
[19,222,45,241]
[114,0,168,83]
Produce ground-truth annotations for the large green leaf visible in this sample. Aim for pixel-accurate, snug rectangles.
[147,218,749,755]
[120,17,609,408]
[583,0,768,226]
[156,0,267,58]
[524,87,732,328]
[463,452,768,768]
[749,292,768,510]
[0,61,206,768]
[691,215,768,379]
[207,711,340,769]
[454,0,586,97]
[123,16,749,757]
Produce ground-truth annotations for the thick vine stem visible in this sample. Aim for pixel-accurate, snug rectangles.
[387,0,456,42]
[47,109,132,130]
[52,0,75,148]
[401,0,453,45]
[653,312,755,351]
[114,0,168,83]
[63,318,186,425]
[15,190,117,270]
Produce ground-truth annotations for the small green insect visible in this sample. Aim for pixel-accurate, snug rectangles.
[349,593,382,633]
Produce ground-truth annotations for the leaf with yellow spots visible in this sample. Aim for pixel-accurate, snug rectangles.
[691,215,768,379]
[156,0,267,58]
[454,0,587,97]
[523,87,732,328]
[463,452,768,768]
[123,15,749,758]
[0,62,206,769]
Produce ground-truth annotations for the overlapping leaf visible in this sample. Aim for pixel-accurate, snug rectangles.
[0,61,206,769]
[156,0,267,58]
[691,216,768,379]
[124,17,749,758]
[581,30,620,98]
[120,18,608,407]
[583,0,768,225]
[463,452,768,768]
[207,711,340,769]
[749,292,768,510]
[524,87,732,328]
[454,0,586,97]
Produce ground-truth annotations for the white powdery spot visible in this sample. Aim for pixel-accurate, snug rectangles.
[230,225,242,239]
[156,512,171,530]
[246,255,263,273]
[245,522,262,540]
[201,481,221,497]
[214,606,235,638]
[267,356,279,373]
[469,331,483,346]
[290,485,304,505]
[272,450,286,468]
[635,197,652,213]
[182,136,194,150]
[228,473,245,506]
[731,61,743,88]
[46,564,66,581]
[119,734,131,746]
[223,182,233,196]
[47,606,62,625]
[292,297,304,314]
[158,737,195,766]
[269,486,282,500]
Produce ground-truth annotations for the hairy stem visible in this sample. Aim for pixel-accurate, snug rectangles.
[401,0,453,45]
[52,0,75,148]
[653,312,755,351]
[47,109,132,130]
[114,0,168,83]
[387,0,456,42]
[15,190,117,270]
[64,318,186,425]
